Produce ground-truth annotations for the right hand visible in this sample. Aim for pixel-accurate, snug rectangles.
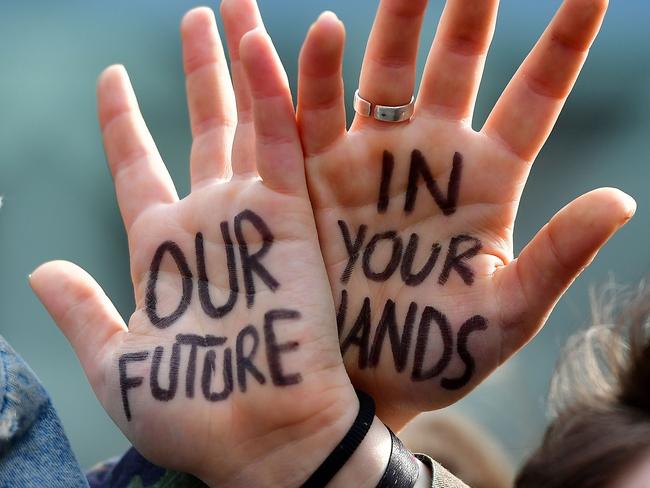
[294,0,635,428]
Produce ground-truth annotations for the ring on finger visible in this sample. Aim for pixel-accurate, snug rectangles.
[353,89,414,123]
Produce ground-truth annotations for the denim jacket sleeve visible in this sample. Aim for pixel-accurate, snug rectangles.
[0,336,89,488]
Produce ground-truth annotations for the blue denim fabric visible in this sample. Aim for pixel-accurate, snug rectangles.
[0,336,89,488]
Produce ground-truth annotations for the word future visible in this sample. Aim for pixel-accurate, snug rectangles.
[119,209,302,421]
[337,149,488,391]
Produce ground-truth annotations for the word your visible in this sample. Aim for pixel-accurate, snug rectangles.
[338,221,482,287]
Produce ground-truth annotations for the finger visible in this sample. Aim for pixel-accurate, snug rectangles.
[355,0,428,125]
[30,260,128,394]
[97,65,178,231]
[417,0,499,121]
[482,0,608,161]
[240,28,305,195]
[495,188,636,361]
[297,11,347,156]
[182,7,237,187]
[220,0,265,175]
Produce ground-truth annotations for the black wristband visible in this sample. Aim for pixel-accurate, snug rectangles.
[375,428,420,488]
[300,389,375,488]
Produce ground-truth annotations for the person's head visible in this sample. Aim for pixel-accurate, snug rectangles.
[517,283,650,488]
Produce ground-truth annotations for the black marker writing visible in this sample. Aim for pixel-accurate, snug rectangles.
[119,312,304,420]
[411,307,453,381]
[376,150,463,214]
[337,220,481,287]
[377,150,394,213]
[340,297,372,369]
[362,231,403,282]
[336,289,348,337]
[333,148,488,392]
[236,325,266,392]
[438,235,482,286]
[196,223,238,318]
[145,209,282,329]
[176,334,226,398]
[202,347,233,402]
[150,343,181,401]
[338,220,367,284]
[234,209,280,308]
[119,351,149,422]
[404,150,462,215]
[338,295,486,387]
[368,300,417,372]
[400,234,442,286]
[264,309,302,386]
[441,316,488,390]
[145,241,193,329]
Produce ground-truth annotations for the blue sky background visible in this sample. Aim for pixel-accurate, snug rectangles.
[1,0,649,471]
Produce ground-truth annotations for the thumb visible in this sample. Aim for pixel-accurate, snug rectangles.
[30,260,127,394]
[495,188,636,362]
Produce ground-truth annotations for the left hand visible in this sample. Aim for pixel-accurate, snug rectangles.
[30,7,363,486]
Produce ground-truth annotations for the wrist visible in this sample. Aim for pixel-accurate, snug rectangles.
[200,390,420,488]
[328,416,433,488]
[202,387,361,487]
[328,415,391,488]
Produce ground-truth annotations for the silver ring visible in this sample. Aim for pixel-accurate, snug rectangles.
[353,89,414,123]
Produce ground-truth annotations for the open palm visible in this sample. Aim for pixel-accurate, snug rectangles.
[292,0,635,427]
[30,8,358,487]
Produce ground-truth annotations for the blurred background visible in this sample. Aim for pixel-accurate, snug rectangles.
[1,0,649,472]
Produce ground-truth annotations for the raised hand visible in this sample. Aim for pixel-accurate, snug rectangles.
[295,0,635,428]
[29,8,362,486]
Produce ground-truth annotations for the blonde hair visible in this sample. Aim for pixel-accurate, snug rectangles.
[517,281,650,487]
[548,281,650,417]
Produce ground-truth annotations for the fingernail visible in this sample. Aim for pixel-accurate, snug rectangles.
[622,193,637,219]
[318,11,340,23]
